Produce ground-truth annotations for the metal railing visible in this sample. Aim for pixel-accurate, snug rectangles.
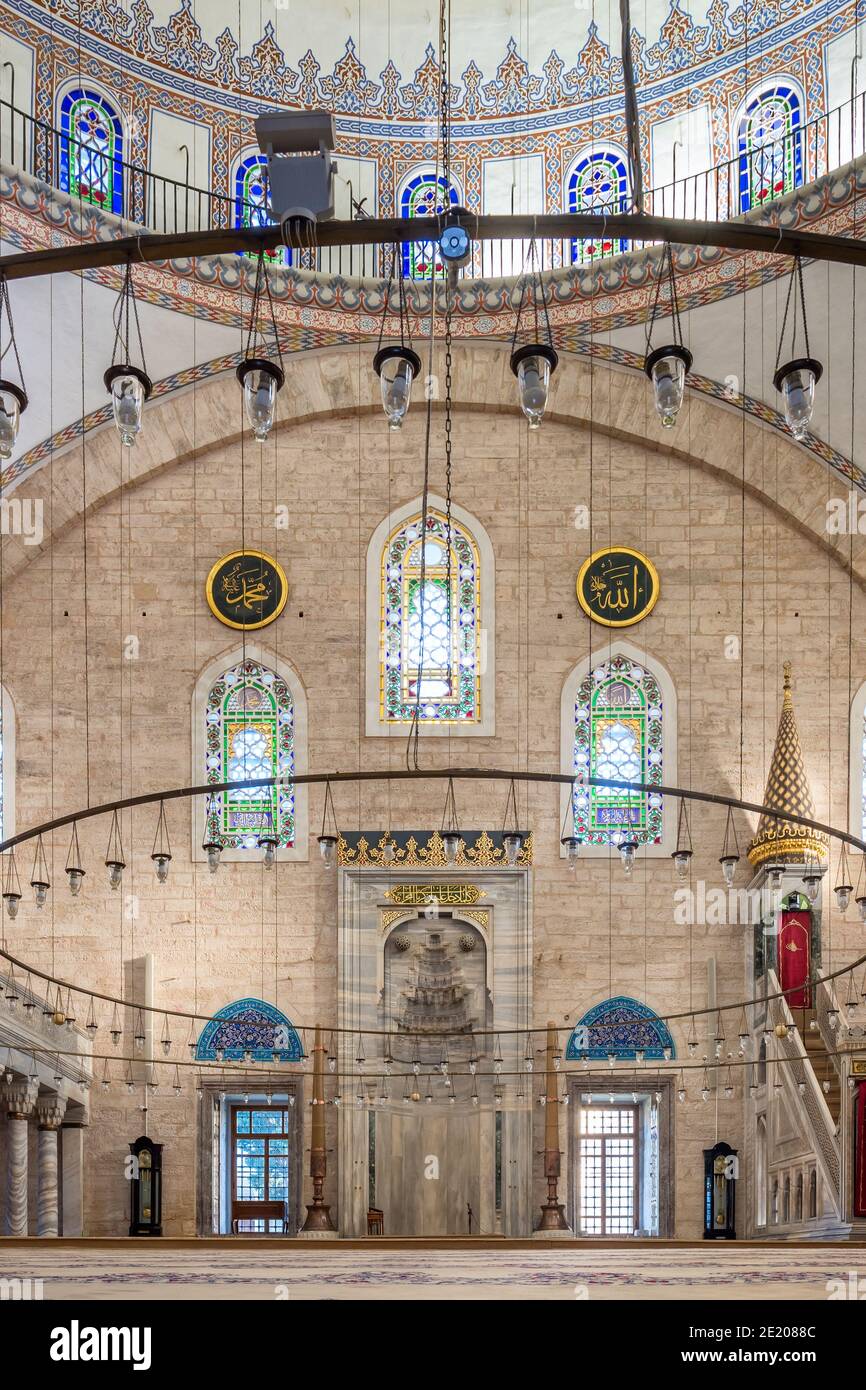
[1,90,865,281]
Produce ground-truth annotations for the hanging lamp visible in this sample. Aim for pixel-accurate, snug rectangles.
[509,240,558,430]
[104,809,125,890]
[104,258,152,447]
[150,800,172,883]
[373,245,421,431]
[65,822,85,896]
[644,242,692,428]
[202,795,222,874]
[237,249,284,442]
[2,848,21,919]
[835,842,853,912]
[560,779,581,866]
[317,781,340,866]
[671,797,693,879]
[501,779,527,866]
[0,273,27,460]
[772,255,822,441]
[29,834,50,907]
[440,777,461,864]
[256,805,279,870]
[719,804,740,888]
[855,852,866,923]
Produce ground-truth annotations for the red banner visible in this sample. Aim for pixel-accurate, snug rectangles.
[778,911,811,1008]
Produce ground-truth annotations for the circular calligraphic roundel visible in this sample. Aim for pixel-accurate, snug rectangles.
[205,549,288,630]
[576,546,660,628]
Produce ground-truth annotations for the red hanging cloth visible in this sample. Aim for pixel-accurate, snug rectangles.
[778,910,811,1009]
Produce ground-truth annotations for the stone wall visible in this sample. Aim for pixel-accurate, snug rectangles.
[1,345,863,1238]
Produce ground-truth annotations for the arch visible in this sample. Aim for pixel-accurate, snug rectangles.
[782,1172,791,1223]
[232,149,288,265]
[848,677,866,839]
[795,1170,804,1222]
[808,1167,818,1219]
[397,167,460,279]
[57,83,124,215]
[559,638,677,856]
[365,493,495,736]
[735,78,804,213]
[194,997,303,1062]
[0,681,15,842]
[565,995,676,1061]
[191,641,308,862]
[566,144,630,263]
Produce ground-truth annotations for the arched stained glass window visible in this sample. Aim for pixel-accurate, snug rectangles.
[58,87,124,215]
[234,152,287,264]
[572,653,664,846]
[204,658,294,851]
[380,507,481,724]
[737,83,803,213]
[399,171,459,279]
[568,149,630,263]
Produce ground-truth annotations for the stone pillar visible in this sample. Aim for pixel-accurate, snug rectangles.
[2,1079,37,1236]
[60,1123,86,1236]
[36,1096,67,1237]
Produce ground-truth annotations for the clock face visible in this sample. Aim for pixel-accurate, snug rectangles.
[576,546,660,628]
[206,550,288,631]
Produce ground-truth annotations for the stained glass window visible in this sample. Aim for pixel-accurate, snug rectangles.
[568,149,630,263]
[572,653,663,846]
[234,152,288,264]
[380,508,481,724]
[58,88,124,215]
[204,658,294,851]
[738,84,803,213]
[400,171,459,279]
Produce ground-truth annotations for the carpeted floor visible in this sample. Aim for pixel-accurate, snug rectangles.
[1,1241,863,1300]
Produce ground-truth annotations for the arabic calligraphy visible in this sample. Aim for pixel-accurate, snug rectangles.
[206,549,288,630]
[577,546,659,627]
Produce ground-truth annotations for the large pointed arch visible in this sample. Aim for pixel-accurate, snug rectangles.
[191,641,308,862]
[365,494,495,737]
[560,637,677,857]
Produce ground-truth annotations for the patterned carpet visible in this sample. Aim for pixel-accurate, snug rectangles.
[0,1242,863,1300]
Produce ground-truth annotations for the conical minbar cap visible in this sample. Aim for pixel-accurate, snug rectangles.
[747,663,828,867]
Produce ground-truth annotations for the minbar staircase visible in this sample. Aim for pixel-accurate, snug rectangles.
[802,1009,841,1126]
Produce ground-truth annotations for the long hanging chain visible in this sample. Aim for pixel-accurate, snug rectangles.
[441,0,454,695]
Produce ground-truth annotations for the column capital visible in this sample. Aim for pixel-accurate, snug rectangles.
[36,1094,67,1130]
[2,1077,38,1117]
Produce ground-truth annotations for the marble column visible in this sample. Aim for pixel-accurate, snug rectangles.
[2,1079,37,1236]
[61,1124,85,1236]
[36,1096,67,1237]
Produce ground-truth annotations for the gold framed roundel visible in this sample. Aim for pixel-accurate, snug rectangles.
[576,546,660,628]
[205,549,288,630]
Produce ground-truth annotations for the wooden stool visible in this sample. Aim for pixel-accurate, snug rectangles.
[366,1207,384,1235]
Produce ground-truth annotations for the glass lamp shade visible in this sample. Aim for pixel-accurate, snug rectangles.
[510,344,558,430]
[502,831,525,866]
[236,358,284,442]
[152,853,171,884]
[66,867,85,897]
[719,853,739,888]
[644,344,692,428]
[3,891,20,919]
[672,848,692,880]
[773,357,822,441]
[258,835,279,870]
[32,879,49,908]
[441,830,461,865]
[835,882,852,912]
[318,833,338,866]
[373,345,421,431]
[561,834,580,866]
[802,871,821,903]
[104,365,152,447]
[106,860,124,890]
[618,837,639,876]
[0,381,27,460]
[203,842,221,875]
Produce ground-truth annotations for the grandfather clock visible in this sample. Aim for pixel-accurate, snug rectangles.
[703,1141,737,1239]
[129,1135,163,1236]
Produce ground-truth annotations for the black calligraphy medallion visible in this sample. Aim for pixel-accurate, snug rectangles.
[576,546,659,627]
[205,550,288,630]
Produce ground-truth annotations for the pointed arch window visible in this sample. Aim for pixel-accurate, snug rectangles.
[570,652,665,848]
[234,152,287,264]
[58,87,124,215]
[399,170,459,279]
[567,148,630,263]
[204,657,294,852]
[737,82,803,213]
